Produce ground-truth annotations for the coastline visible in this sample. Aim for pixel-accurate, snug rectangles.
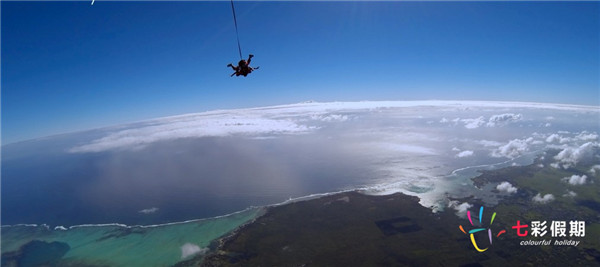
[197,157,600,266]
[3,150,598,266]
[1,151,540,230]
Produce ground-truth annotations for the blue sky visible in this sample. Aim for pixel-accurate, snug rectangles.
[2,1,598,144]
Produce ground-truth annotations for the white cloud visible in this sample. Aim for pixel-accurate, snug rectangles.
[461,117,486,129]
[448,201,472,217]
[590,165,600,175]
[63,100,598,157]
[452,147,460,152]
[532,140,544,145]
[496,181,517,194]
[492,138,530,159]
[554,142,599,168]
[139,207,159,214]
[559,137,573,144]
[181,243,208,259]
[486,113,522,127]
[477,140,503,147]
[563,190,577,198]
[546,134,561,143]
[454,113,522,129]
[563,175,587,185]
[532,132,544,137]
[311,114,349,122]
[532,193,555,204]
[545,133,574,144]
[575,131,599,142]
[456,150,474,158]
[70,115,314,153]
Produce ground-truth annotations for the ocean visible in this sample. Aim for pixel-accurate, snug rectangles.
[2,134,377,227]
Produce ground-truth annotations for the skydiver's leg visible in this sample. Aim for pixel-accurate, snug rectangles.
[247,54,253,64]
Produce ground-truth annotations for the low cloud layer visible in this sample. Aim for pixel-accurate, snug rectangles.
[576,132,599,142]
[496,181,517,194]
[456,150,474,158]
[70,116,313,153]
[563,175,587,185]
[139,207,159,214]
[310,114,349,122]
[486,113,523,127]
[4,100,599,227]
[590,165,600,175]
[492,138,531,159]
[442,113,522,129]
[448,201,472,217]
[462,117,486,129]
[532,193,555,204]
[67,102,597,154]
[554,142,599,169]
[181,243,208,259]
[546,134,570,144]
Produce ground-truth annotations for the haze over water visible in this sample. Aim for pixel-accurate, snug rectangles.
[3,101,598,227]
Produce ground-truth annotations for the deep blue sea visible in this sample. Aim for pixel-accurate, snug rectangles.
[1,133,375,227]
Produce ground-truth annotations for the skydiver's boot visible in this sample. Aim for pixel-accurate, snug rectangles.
[249,54,254,59]
[227,63,233,67]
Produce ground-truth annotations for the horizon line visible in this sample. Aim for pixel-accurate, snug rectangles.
[3,99,599,146]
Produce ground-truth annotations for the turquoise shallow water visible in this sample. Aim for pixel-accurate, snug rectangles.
[1,207,263,267]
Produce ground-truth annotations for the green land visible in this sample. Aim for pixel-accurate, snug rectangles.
[199,152,600,266]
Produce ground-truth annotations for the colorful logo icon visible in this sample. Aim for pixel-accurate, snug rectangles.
[459,206,506,252]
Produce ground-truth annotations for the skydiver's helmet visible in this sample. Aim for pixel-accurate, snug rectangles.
[238,60,247,67]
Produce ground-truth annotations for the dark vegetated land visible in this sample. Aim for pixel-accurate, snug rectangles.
[196,152,600,266]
